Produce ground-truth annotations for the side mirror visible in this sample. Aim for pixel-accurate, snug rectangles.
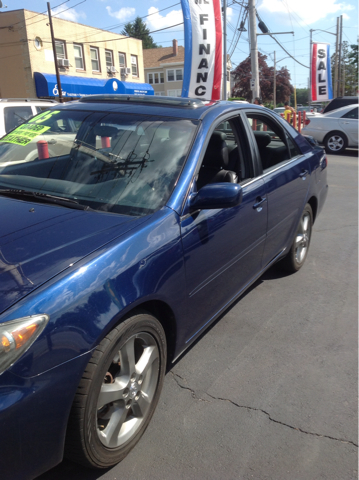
[189,183,243,212]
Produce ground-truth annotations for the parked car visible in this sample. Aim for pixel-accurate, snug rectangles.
[322,96,358,114]
[0,98,58,137]
[302,104,358,153]
[0,95,328,480]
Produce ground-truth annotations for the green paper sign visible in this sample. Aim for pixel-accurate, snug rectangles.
[0,124,51,146]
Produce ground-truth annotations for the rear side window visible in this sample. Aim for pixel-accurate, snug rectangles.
[4,106,33,133]
[342,107,358,119]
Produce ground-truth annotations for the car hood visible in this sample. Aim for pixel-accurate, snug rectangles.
[0,197,145,315]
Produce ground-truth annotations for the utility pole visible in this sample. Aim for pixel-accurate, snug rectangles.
[223,0,227,100]
[337,14,343,98]
[334,16,340,97]
[273,51,276,108]
[248,0,259,101]
[47,2,63,103]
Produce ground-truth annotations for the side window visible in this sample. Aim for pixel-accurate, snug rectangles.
[342,107,358,119]
[286,133,302,158]
[245,114,292,172]
[4,106,33,133]
[197,119,250,190]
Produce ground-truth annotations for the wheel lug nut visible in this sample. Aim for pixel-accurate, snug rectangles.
[138,375,143,385]
[123,388,129,397]
[126,399,132,409]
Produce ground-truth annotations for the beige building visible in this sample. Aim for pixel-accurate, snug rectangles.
[0,9,148,100]
[144,41,231,99]
[144,40,185,97]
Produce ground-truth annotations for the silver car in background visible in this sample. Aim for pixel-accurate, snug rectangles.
[302,104,358,154]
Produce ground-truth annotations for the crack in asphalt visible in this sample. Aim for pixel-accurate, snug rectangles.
[170,372,358,448]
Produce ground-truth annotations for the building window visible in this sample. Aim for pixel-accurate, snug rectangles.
[148,72,164,85]
[73,44,84,70]
[167,69,183,82]
[154,92,165,96]
[105,50,114,70]
[90,47,100,72]
[175,69,183,81]
[119,52,126,68]
[55,40,66,59]
[131,55,138,76]
[167,89,182,97]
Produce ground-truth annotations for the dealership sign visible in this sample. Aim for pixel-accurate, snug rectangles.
[311,43,333,102]
[181,0,223,101]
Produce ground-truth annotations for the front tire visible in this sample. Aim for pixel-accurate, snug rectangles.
[278,204,313,273]
[65,312,166,468]
[324,131,347,154]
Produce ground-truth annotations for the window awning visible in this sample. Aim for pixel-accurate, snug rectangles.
[34,73,154,98]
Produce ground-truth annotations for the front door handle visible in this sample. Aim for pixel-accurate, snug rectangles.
[299,170,309,179]
[253,197,267,211]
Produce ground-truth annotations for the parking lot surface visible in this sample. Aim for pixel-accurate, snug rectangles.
[38,150,358,480]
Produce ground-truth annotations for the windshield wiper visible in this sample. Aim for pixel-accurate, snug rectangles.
[0,188,93,211]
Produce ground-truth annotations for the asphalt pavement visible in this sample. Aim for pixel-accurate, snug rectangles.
[38,149,358,480]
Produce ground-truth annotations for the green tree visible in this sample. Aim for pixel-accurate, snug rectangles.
[290,88,309,106]
[121,17,160,49]
[331,41,358,96]
[232,53,293,103]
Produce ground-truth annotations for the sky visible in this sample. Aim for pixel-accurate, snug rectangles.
[1,0,358,89]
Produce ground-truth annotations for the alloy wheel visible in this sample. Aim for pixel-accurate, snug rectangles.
[97,332,159,449]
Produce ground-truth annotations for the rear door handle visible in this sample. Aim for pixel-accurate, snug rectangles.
[299,170,309,179]
[253,197,267,211]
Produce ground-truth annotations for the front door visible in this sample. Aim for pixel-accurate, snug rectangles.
[180,118,267,343]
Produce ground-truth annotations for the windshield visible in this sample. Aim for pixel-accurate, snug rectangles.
[0,109,198,216]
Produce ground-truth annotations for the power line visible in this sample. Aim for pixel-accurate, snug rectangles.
[23,0,87,29]
[0,1,69,30]
[72,2,181,43]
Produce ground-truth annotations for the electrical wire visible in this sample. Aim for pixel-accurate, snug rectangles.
[0,1,69,30]
[22,0,87,29]
[72,2,181,43]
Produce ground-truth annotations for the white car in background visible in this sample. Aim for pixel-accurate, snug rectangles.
[0,98,57,138]
[301,104,358,154]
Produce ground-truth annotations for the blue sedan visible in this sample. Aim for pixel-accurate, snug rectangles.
[0,96,328,479]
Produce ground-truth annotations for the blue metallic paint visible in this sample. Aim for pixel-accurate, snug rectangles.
[0,100,328,479]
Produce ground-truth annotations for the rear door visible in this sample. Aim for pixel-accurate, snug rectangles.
[338,107,358,146]
[241,110,311,267]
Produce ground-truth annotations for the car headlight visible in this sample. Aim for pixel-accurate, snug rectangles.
[0,314,49,375]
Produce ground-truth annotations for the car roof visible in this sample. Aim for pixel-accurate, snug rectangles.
[324,104,359,117]
[52,95,261,120]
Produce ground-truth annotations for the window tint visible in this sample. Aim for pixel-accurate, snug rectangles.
[245,114,291,171]
[4,106,33,133]
[342,107,358,119]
